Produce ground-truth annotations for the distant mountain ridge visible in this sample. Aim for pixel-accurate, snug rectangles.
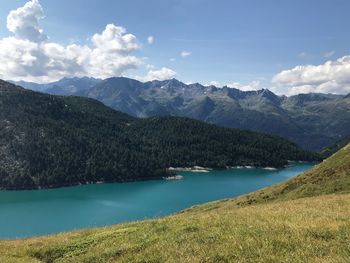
[10,77,350,150]
[10,77,101,95]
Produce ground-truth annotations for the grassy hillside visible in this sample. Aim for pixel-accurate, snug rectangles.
[230,143,350,206]
[0,80,318,190]
[0,144,349,262]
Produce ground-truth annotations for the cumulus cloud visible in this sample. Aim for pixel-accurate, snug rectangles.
[0,0,143,82]
[7,0,47,42]
[227,80,262,91]
[91,24,139,55]
[180,51,191,58]
[141,67,177,82]
[272,56,350,95]
[147,36,154,44]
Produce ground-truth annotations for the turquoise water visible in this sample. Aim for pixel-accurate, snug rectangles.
[0,163,314,239]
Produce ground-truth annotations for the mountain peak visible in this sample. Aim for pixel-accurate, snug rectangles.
[166,78,185,86]
[253,88,281,104]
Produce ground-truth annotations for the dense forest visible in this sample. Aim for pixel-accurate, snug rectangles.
[0,80,319,190]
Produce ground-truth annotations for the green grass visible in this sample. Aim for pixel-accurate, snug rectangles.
[0,144,349,263]
[234,143,350,205]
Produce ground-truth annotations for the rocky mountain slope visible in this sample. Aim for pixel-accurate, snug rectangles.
[14,77,350,151]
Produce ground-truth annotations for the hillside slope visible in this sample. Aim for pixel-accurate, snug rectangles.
[0,144,349,262]
[230,143,350,206]
[0,80,317,190]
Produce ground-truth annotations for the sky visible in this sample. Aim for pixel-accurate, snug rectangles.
[0,0,350,95]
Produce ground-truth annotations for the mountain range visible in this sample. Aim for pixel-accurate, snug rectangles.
[0,79,317,190]
[11,77,350,151]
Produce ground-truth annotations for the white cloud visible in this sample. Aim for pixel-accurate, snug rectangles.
[91,24,139,55]
[147,36,154,44]
[208,81,221,87]
[324,50,335,59]
[272,56,350,95]
[227,80,262,91]
[7,0,47,42]
[180,51,191,58]
[0,0,143,83]
[169,58,176,62]
[140,67,177,82]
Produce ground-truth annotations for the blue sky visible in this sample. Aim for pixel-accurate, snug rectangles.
[0,0,350,94]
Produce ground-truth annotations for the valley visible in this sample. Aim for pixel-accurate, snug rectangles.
[1,0,350,262]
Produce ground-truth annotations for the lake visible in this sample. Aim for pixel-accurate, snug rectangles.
[0,163,314,239]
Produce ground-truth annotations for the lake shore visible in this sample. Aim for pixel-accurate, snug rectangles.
[167,166,212,173]
[168,165,281,172]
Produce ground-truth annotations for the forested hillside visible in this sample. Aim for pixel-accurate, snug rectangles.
[0,80,318,190]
